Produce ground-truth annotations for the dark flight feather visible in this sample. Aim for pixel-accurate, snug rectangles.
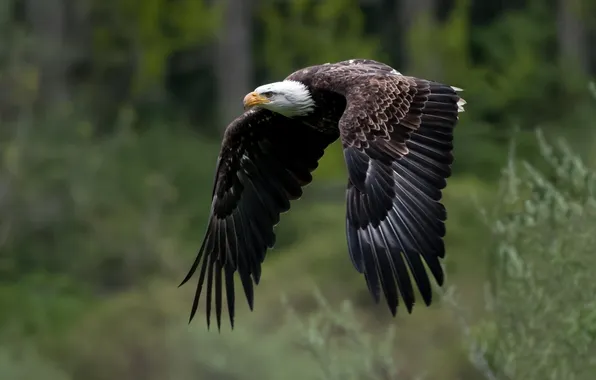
[180,59,465,329]
[339,75,461,315]
[179,108,338,330]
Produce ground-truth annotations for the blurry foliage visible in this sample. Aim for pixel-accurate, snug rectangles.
[406,0,596,178]
[1,117,218,289]
[408,0,589,128]
[281,290,404,380]
[460,130,596,379]
[0,342,70,380]
[257,0,385,79]
[0,274,89,338]
[91,0,221,96]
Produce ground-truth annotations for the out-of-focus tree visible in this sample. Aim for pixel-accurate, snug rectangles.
[257,0,385,79]
[24,0,69,109]
[214,0,254,126]
[398,0,438,76]
[557,0,590,74]
[89,0,221,123]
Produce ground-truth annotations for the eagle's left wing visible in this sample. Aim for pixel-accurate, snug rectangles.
[338,74,465,315]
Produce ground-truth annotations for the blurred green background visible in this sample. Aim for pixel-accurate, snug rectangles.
[1,0,595,379]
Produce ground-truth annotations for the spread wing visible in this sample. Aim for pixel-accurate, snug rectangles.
[340,74,465,316]
[179,109,338,330]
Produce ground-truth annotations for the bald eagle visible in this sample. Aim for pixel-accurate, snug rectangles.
[179,59,466,330]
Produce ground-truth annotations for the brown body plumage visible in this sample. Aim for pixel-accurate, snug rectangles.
[179,59,466,330]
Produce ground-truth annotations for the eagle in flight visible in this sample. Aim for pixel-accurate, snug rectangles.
[179,59,466,330]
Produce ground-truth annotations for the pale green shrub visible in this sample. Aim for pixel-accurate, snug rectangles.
[462,123,596,379]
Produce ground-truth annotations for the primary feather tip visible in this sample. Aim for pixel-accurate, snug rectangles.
[450,86,466,113]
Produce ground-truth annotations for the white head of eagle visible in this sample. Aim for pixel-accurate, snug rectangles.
[243,80,316,117]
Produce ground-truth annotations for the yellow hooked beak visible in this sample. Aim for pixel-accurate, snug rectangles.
[243,91,270,110]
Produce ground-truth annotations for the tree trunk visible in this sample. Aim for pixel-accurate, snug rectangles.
[398,0,438,76]
[557,0,590,74]
[25,0,70,110]
[214,0,253,129]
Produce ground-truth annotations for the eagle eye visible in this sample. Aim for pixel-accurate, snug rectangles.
[262,91,274,97]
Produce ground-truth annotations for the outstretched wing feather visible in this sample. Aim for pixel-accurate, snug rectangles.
[339,73,464,316]
[180,109,338,330]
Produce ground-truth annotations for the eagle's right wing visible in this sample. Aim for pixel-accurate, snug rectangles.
[338,74,465,316]
[179,109,338,330]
